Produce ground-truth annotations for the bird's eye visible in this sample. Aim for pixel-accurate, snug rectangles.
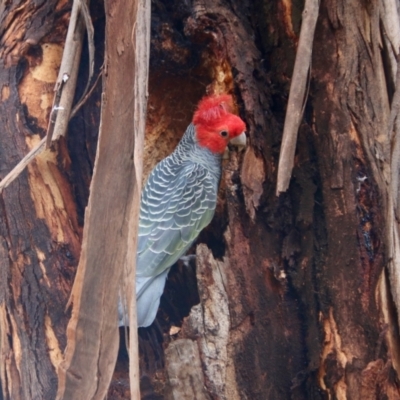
[220,130,228,137]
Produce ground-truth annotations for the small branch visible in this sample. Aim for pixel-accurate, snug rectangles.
[70,67,103,119]
[276,0,320,196]
[45,79,65,148]
[81,0,95,81]
[73,0,95,110]
[50,0,89,145]
[0,138,46,192]
[45,0,84,147]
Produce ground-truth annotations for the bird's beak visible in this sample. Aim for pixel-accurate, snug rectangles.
[229,131,247,148]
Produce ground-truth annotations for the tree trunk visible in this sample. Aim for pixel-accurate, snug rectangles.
[0,2,75,399]
[2,0,400,399]
[0,1,103,399]
[129,0,400,399]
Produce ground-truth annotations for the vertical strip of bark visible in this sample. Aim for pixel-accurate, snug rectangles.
[127,0,151,398]
[48,0,86,145]
[276,0,320,195]
[56,0,148,398]
[381,0,400,339]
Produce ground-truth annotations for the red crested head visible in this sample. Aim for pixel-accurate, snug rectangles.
[192,94,246,154]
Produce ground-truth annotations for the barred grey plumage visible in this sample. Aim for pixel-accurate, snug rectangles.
[120,124,222,327]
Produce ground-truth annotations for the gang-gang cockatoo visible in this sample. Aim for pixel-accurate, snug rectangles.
[119,94,246,327]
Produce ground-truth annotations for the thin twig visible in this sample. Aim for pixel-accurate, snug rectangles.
[75,0,95,107]
[276,0,320,196]
[45,79,65,148]
[0,138,46,192]
[70,67,103,118]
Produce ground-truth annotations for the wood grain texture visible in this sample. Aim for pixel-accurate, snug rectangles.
[56,0,147,398]
[0,2,80,399]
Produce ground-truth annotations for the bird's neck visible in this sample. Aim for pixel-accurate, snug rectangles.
[175,123,222,176]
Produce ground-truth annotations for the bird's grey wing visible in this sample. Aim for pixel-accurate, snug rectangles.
[136,159,218,278]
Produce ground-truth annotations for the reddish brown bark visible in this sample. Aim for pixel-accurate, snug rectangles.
[0,2,74,399]
[0,1,103,399]
[116,0,400,399]
[1,0,400,399]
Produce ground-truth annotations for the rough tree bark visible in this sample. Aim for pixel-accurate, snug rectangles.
[0,2,83,399]
[1,0,400,399]
[127,0,400,399]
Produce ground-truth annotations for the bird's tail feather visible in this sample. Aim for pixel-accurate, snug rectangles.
[118,269,170,328]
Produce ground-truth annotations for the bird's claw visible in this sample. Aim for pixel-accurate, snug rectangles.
[179,254,197,267]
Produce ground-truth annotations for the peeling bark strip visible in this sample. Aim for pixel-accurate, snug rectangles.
[276,0,320,195]
[56,0,148,398]
[384,0,400,338]
[127,0,151,397]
